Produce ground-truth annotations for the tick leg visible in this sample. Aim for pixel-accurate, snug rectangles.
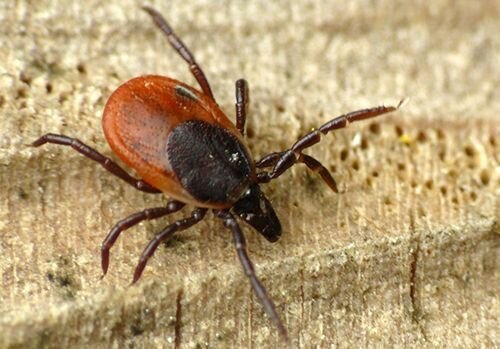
[142,6,215,100]
[101,200,186,276]
[257,100,404,189]
[132,208,207,284]
[235,79,249,135]
[215,210,289,344]
[257,152,338,192]
[299,154,338,193]
[32,133,162,193]
[256,151,283,168]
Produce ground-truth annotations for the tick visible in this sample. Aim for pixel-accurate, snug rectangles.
[32,6,403,342]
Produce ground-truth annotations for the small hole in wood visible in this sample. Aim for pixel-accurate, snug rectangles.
[436,129,445,140]
[19,72,32,85]
[440,186,447,196]
[16,88,27,99]
[464,145,475,157]
[425,179,434,190]
[369,122,381,134]
[360,137,368,150]
[76,63,87,74]
[394,125,403,137]
[417,131,427,143]
[470,191,477,201]
[438,149,446,161]
[489,135,496,147]
[480,169,490,186]
[340,148,349,161]
[366,176,372,187]
[246,126,255,138]
[58,92,69,103]
[351,159,360,171]
[275,102,285,113]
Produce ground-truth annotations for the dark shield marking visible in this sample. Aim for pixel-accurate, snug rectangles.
[167,120,253,204]
[175,85,198,102]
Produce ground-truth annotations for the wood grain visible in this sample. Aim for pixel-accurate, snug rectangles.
[0,0,498,347]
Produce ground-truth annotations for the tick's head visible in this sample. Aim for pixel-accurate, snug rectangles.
[232,184,281,242]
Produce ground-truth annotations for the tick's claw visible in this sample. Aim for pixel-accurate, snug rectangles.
[397,97,409,109]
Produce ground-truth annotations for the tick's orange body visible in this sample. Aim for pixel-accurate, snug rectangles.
[103,75,251,208]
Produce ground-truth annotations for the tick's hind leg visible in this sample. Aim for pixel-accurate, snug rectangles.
[215,210,289,344]
[132,207,208,284]
[32,133,162,193]
[101,200,186,276]
[142,6,215,100]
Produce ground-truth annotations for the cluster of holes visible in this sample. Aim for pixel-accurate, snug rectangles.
[463,143,493,187]
[358,122,495,207]
[16,62,88,98]
[359,122,495,208]
[394,124,444,144]
[337,147,361,171]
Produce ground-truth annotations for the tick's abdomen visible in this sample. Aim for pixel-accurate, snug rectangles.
[167,120,253,205]
[102,75,253,208]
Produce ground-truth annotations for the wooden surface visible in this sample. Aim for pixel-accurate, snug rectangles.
[0,0,498,348]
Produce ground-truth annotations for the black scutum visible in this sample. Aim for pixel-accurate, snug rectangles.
[167,120,252,204]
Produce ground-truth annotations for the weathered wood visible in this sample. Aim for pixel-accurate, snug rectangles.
[0,1,498,348]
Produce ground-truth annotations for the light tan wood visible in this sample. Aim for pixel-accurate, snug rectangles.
[0,0,498,348]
